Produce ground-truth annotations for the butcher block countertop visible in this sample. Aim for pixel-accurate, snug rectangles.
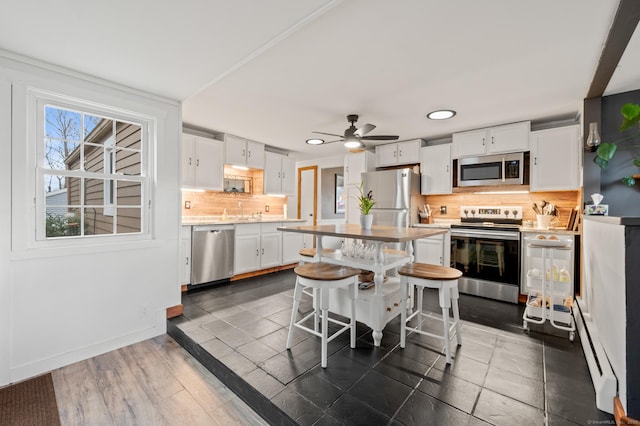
[278,223,446,242]
[182,216,305,226]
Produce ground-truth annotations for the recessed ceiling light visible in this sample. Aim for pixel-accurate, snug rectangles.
[427,110,456,120]
[306,138,325,145]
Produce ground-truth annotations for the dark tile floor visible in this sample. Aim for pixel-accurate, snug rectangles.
[168,270,614,426]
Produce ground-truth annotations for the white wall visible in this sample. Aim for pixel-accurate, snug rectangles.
[582,218,626,410]
[296,154,344,219]
[0,74,12,386]
[295,155,345,248]
[0,55,181,385]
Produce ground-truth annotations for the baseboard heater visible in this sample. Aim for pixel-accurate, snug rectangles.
[575,298,617,414]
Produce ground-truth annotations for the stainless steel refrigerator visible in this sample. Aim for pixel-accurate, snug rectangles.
[361,168,422,228]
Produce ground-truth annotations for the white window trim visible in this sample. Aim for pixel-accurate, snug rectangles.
[103,134,115,217]
[29,88,154,246]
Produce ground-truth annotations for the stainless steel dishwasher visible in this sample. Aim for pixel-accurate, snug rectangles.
[191,225,235,286]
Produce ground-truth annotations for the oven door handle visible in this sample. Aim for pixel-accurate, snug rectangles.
[451,229,520,240]
[501,156,506,182]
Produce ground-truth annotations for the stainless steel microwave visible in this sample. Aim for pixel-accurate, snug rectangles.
[457,152,525,187]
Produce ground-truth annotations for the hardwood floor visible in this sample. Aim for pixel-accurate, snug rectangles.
[51,335,267,425]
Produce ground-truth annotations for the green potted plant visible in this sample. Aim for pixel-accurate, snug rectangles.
[594,102,640,186]
[356,181,375,229]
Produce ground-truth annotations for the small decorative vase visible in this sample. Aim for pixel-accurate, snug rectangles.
[360,214,373,229]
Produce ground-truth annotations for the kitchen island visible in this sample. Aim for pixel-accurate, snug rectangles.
[279,224,447,346]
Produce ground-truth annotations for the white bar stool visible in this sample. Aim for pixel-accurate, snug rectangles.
[298,248,337,331]
[286,262,359,368]
[398,262,463,364]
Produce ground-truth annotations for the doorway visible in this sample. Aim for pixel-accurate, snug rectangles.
[297,166,317,248]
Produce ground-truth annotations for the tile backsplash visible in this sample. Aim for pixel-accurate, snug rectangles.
[182,191,288,218]
[424,190,581,227]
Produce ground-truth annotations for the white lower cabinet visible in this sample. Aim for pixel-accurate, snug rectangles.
[234,222,284,275]
[260,223,282,269]
[414,230,451,266]
[180,225,192,285]
[282,232,304,264]
[234,224,261,274]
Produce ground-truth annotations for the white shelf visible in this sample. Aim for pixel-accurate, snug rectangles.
[522,241,576,339]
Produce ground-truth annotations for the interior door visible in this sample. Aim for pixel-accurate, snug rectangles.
[298,166,317,248]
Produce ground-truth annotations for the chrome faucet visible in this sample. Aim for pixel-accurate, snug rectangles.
[238,201,244,219]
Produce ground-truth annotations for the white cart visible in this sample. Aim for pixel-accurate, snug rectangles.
[522,235,576,341]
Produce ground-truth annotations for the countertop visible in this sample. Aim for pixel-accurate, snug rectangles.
[582,215,640,226]
[412,221,579,235]
[278,223,447,242]
[182,216,306,226]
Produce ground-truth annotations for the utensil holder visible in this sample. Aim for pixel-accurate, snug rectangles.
[537,215,552,230]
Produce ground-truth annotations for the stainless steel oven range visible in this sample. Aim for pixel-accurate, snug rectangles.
[450,206,522,303]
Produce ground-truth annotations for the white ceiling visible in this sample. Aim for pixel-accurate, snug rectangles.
[2,1,638,161]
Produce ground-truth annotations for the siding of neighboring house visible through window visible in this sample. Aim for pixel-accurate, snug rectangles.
[45,188,68,216]
[67,121,142,235]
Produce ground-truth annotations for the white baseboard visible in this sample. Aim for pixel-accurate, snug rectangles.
[9,314,166,384]
[575,298,617,414]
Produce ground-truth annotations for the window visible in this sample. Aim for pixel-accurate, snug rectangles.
[37,94,150,240]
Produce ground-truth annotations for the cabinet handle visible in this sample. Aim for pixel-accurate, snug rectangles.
[188,157,192,166]
[399,149,402,157]
[256,249,259,256]
[186,257,189,265]
[278,172,281,179]
[248,150,251,158]
[393,151,397,158]
[262,248,264,255]
[534,157,538,166]
[196,159,199,167]
[243,149,246,158]
[282,172,285,179]
[482,138,485,146]
[491,136,495,144]
[446,165,449,173]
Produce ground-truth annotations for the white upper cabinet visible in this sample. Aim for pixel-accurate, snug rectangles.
[452,121,530,158]
[420,144,452,195]
[225,134,265,169]
[375,139,424,167]
[264,151,296,195]
[530,125,580,192]
[181,133,224,190]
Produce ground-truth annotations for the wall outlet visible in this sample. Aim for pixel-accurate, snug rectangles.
[440,205,447,214]
[265,205,269,212]
[185,201,191,209]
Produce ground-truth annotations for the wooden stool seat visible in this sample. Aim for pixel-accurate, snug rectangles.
[383,248,407,256]
[298,248,337,258]
[399,262,463,364]
[398,263,462,280]
[287,262,359,368]
[294,263,360,281]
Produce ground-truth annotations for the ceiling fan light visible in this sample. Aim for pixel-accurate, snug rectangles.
[306,138,325,145]
[344,138,363,149]
[427,109,456,120]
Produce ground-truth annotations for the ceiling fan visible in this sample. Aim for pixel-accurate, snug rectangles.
[307,114,399,151]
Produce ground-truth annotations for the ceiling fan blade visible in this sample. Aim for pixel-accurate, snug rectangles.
[312,131,343,138]
[354,123,375,137]
[322,139,346,144]
[360,135,399,141]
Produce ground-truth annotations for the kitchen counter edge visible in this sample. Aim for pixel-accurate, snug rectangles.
[182,218,306,226]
